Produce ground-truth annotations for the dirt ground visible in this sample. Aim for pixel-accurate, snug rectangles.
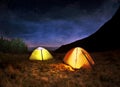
[0,49,120,87]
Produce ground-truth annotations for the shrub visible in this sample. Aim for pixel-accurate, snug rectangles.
[0,36,28,53]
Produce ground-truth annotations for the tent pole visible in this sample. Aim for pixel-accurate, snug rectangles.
[41,50,43,61]
[75,48,78,68]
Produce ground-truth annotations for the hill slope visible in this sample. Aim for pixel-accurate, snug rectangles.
[55,6,120,53]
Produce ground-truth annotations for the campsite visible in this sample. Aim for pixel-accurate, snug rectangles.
[0,48,120,87]
[0,0,120,87]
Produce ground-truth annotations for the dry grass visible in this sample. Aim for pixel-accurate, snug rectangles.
[0,49,120,87]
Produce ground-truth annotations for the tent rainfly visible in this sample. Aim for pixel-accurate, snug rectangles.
[29,47,53,60]
[63,47,95,69]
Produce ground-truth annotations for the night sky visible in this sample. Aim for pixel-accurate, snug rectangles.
[0,0,119,48]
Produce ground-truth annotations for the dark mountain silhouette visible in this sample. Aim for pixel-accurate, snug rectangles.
[55,6,120,53]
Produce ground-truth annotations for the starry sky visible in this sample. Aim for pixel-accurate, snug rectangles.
[0,0,120,48]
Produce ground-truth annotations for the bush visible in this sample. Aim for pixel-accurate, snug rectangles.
[0,36,28,53]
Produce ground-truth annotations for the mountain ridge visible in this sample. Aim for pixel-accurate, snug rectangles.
[55,6,120,53]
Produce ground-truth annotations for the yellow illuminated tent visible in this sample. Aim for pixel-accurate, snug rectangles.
[29,47,53,60]
[63,47,95,69]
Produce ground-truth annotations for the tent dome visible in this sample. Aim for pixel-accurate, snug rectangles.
[63,47,95,69]
[29,47,53,60]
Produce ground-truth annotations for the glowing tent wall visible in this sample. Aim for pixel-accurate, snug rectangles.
[63,47,94,69]
[29,47,53,60]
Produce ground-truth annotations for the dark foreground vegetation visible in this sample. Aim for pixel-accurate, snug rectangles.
[0,49,120,87]
[0,36,28,53]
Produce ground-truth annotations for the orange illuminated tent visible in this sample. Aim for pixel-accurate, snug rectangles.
[29,47,53,60]
[63,47,95,69]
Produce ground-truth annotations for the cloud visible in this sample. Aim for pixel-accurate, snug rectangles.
[0,0,119,47]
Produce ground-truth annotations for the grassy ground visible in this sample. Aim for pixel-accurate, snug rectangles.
[0,49,120,87]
